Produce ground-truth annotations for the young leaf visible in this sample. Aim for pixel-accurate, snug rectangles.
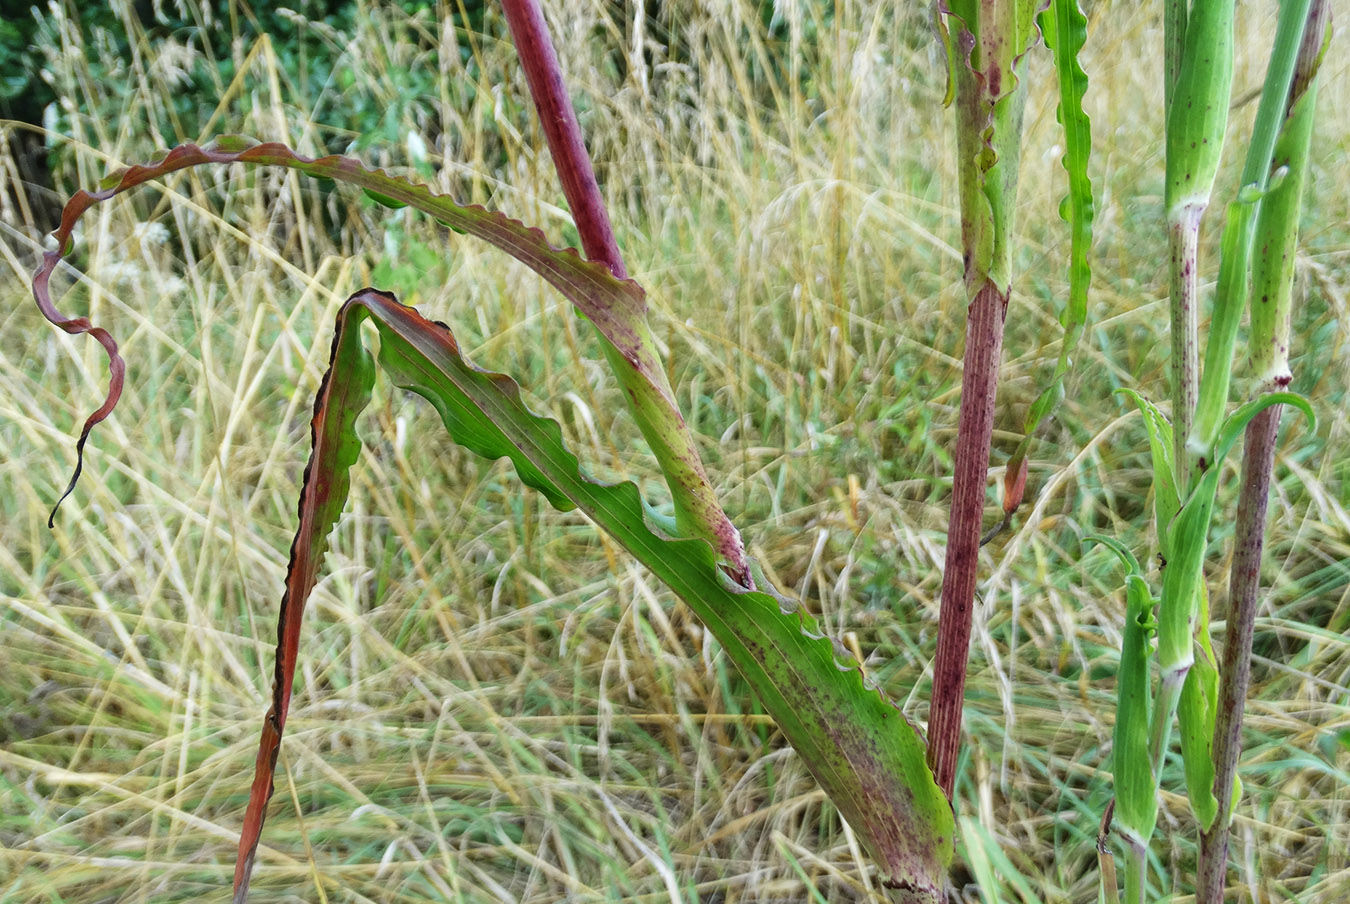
[1179,584,1220,830]
[1116,389,1180,559]
[1083,536,1158,857]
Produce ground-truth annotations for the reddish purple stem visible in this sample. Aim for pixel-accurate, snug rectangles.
[1196,403,1281,903]
[499,0,627,279]
[927,278,1008,798]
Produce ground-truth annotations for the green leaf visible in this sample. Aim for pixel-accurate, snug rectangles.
[1083,537,1157,851]
[1160,392,1313,672]
[1179,582,1219,830]
[367,291,956,893]
[1249,81,1318,389]
[1116,389,1179,559]
[363,187,410,209]
[1150,391,1315,808]
[1024,0,1093,440]
[235,289,955,899]
[1164,0,1235,215]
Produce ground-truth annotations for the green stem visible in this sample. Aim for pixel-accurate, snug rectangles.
[1163,0,1186,116]
[1122,840,1147,904]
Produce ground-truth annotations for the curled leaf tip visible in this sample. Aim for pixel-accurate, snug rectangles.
[32,242,127,528]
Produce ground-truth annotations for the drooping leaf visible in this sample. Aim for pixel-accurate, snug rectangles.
[232,303,378,901]
[230,289,954,900]
[30,139,745,578]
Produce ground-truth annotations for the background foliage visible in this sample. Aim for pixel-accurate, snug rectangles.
[1,1,1348,900]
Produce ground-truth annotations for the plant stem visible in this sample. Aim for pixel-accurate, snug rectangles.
[499,0,751,585]
[1097,801,1121,904]
[1162,0,1188,467]
[1168,205,1202,478]
[928,277,1008,798]
[1196,403,1280,903]
[1163,0,1186,116]
[499,0,625,277]
[1122,839,1147,904]
[1197,9,1326,898]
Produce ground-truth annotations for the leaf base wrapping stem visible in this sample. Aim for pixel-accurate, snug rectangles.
[928,277,1008,798]
[1149,658,1191,784]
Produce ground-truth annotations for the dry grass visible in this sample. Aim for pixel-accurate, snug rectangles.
[1,1,1348,901]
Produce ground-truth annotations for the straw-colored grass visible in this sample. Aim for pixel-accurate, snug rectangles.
[2,1,1347,901]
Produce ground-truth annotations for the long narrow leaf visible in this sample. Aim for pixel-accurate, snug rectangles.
[1023,0,1094,438]
[232,301,378,901]
[1116,389,1180,559]
[231,289,954,899]
[31,139,746,578]
[363,290,956,896]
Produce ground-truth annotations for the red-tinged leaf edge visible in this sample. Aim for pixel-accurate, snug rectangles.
[233,295,378,903]
[30,261,126,527]
[233,289,954,900]
[29,138,647,523]
[31,138,748,585]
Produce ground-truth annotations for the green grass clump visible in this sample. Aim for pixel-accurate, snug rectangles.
[2,1,1348,900]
